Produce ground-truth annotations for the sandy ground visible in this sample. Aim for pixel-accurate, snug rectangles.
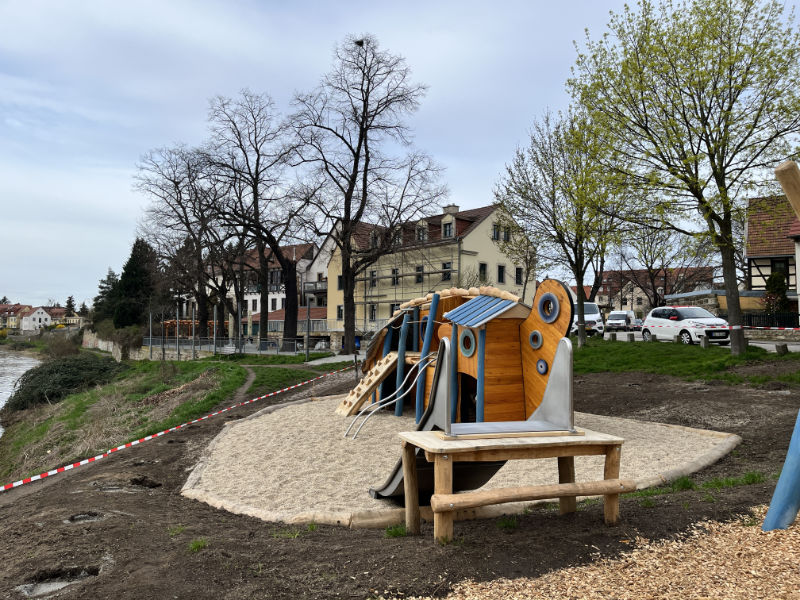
[181,397,740,527]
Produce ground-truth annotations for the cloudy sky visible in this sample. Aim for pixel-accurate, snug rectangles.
[0,0,629,307]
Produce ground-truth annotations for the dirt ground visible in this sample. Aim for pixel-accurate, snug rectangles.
[0,363,798,600]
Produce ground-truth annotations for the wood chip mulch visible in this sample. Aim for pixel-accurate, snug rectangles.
[405,506,800,600]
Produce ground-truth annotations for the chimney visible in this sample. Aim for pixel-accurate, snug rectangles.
[442,204,460,215]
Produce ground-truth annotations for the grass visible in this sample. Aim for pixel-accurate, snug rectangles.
[384,523,408,538]
[246,367,322,398]
[168,525,186,537]
[573,337,799,381]
[272,528,302,539]
[202,352,333,365]
[0,359,248,481]
[496,515,518,531]
[629,472,767,500]
[187,538,209,552]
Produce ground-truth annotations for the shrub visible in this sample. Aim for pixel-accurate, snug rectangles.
[0,328,7,340]
[45,336,80,358]
[3,353,127,412]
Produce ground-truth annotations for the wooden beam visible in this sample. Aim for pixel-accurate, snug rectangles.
[433,454,454,542]
[402,441,420,535]
[558,456,577,514]
[604,445,622,525]
[430,479,636,513]
[775,160,800,220]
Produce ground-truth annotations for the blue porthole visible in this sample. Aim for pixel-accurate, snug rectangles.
[459,328,476,358]
[538,292,560,324]
[529,330,543,350]
[536,359,548,375]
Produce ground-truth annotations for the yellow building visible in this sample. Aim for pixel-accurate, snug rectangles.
[325,204,536,347]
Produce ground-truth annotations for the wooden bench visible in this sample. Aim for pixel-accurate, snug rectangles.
[399,429,634,542]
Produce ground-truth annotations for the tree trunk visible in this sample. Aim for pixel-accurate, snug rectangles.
[196,289,209,338]
[282,261,299,351]
[720,241,745,355]
[341,247,356,354]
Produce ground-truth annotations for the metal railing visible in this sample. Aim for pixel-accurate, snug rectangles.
[142,336,338,356]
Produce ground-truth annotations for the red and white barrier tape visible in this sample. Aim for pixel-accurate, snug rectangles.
[641,324,800,331]
[1,365,353,493]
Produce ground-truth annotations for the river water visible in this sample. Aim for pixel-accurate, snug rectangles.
[0,346,41,437]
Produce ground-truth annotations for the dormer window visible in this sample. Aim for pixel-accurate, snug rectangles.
[442,222,453,238]
[370,231,380,248]
[392,227,403,246]
[416,225,428,242]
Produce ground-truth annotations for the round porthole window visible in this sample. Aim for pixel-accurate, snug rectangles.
[538,292,560,324]
[459,328,476,358]
[529,330,543,350]
[536,359,548,375]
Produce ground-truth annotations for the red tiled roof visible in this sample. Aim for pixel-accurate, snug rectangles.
[249,307,327,323]
[238,243,316,270]
[746,196,799,257]
[45,307,67,318]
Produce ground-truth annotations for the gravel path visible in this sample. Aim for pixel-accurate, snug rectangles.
[182,397,740,527]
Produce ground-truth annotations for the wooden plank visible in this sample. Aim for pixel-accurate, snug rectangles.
[433,453,454,543]
[558,456,577,514]
[424,445,611,463]
[400,428,623,454]
[435,429,583,441]
[402,441,420,535]
[430,479,636,513]
[604,445,622,525]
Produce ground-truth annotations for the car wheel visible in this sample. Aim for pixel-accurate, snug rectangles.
[642,329,651,342]
[679,330,693,345]
[719,341,730,346]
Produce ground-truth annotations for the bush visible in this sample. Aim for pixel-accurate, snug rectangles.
[3,354,127,412]
[44,336,80,358]
[0,328,7,340]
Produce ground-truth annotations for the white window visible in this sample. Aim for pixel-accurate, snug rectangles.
[337,305,343,320]
[442,222,453,238]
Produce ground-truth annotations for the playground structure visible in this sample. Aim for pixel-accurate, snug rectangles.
[337,279,581,499]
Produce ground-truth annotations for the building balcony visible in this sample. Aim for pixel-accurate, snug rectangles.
[303,281,328,293]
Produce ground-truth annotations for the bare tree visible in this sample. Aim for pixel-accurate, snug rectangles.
[616,229,716,308]
[204,91,308,350]
[290,34,446,353]
[495,110,623,347]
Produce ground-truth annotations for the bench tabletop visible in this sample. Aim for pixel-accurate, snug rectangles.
[399,428,624,455]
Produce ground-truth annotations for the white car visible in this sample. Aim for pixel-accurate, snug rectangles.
[570,302,605,337]
[641,306,730,345]
[606,310,635,332]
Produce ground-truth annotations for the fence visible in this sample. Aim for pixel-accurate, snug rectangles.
[725,312,800,329]
[142,336,338,357]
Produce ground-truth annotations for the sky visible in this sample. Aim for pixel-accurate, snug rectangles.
[0,0,630,307]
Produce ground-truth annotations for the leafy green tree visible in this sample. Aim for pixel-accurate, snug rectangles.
[570,0,800,354]
[65,295,76,317]
[495,109,624,347]
[0,295,9,304]
[113,238,160,328]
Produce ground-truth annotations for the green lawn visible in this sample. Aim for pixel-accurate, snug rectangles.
[573,337,800,382]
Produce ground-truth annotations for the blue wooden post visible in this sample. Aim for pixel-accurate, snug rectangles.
[412,307,420,351]
[450,323,459,422]
[476,327,486,422]
[764,409,800,530]
[379,324,394,403]
[394,313,411,416]
[415,294,440,423]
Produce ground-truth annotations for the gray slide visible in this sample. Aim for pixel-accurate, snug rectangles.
[368,338,505,500]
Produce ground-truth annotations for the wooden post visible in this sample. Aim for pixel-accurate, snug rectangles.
[603,445,621,525]
[776,343,789,356]
[433,454,453,543]
[558,456,576,514]
[775,161,800,220]
[626,333,634,342]
[402,441,420,535]
[609,332,617,342]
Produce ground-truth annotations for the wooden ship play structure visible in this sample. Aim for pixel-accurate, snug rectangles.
[336,279,580,499]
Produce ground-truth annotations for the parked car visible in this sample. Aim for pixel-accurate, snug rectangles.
[631,318,643,332]
[606,310,635,332]
[570,302,605,336]
[641,306,730,345]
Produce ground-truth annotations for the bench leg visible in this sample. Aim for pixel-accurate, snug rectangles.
[402,441,420,535]
[433,454,453,543]
[604,445,621,525]
[558,456,576,514]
